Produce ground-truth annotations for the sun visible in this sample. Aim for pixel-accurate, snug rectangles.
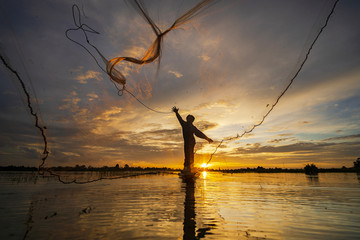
[201,163,212,169]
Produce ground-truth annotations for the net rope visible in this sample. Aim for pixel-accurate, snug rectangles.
[1,0,215,184]
[206,0,340,165]
[65,0,215,114]
[1,53,166,184]
[0,0,340,183]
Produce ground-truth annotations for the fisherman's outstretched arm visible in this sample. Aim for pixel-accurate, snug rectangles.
[194,128,213,143]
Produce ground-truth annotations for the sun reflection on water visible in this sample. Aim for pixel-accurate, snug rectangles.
[1,172,359,239]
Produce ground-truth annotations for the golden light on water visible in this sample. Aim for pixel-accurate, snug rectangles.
[200,163,210,179]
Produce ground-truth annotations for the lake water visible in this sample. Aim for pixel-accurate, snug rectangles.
[0,171,359,240]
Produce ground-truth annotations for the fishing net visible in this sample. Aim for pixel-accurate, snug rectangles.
[66,0,215,104]
[0,0,341,181]
[0,0,216,183]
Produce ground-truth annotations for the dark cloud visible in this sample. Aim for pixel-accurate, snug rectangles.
[231,141,360,164]
[267,138,292,144]
[137,128,180,138]
[278,133,294,137]
[322,134,360,141]
[195,120,218,131]
[236,142,335,154]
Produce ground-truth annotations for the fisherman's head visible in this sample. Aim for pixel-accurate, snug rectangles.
[186,115,195,123]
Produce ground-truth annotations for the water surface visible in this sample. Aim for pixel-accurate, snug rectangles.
[0,172,359,239]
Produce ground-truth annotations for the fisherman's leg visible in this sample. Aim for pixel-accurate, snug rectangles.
[184,143,191,171]
[189,142,195,170]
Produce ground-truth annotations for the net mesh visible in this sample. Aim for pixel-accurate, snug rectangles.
[0,0,341,182]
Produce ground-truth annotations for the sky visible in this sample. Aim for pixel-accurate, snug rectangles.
[0,0,359,169]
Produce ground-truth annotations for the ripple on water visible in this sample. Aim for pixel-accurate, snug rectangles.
[0,172,359,239]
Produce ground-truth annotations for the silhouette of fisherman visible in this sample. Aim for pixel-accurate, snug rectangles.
[173,107,213,173]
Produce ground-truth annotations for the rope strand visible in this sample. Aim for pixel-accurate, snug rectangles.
[0,54,49,168]
[206,0,340,165]
[124,88,172,114]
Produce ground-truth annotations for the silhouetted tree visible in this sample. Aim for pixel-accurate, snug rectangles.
[354,158,360,171]
[304,163,319,175]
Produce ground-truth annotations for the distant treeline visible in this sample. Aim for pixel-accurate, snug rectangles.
[0,166,38,171]
[0,164,178,172]
[214,166,360,173]
[1,164,359,173]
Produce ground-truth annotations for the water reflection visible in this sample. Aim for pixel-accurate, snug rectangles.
[201,171,207,180]
[182,174,212,240]
[1,172,360,239]
[306,174,320,185]
[182,177,196,239]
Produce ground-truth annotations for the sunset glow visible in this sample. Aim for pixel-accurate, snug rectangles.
[1,2,360,240]
[0,0,359,169]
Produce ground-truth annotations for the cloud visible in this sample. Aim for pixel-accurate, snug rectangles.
[231,140,360,163]
[323,134,360,141]
[196,120,218,131]
[168,70,183,78]
[75,70,103,84]
[267,138,293,144]
[62,152,81,157]
[1,0,360,169]
[122,46,147,59]
[198,54,210,62]
[94,107,123,121]
[87,93,99,101]
[193,99,237,111]
[58,96,81,111]
[278,133,294,137]
[235,142,335,154]
[24,121,182,167]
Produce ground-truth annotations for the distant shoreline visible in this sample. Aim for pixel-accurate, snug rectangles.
[1,165,359,174]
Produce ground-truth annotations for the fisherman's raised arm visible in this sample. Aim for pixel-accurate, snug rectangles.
[172,106,185,126]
